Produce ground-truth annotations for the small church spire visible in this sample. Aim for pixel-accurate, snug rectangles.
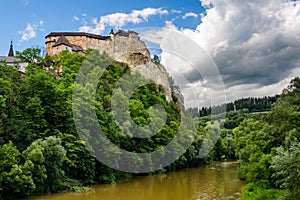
[8,41,14,57]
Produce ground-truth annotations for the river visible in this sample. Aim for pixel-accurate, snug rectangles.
[30,162,244,200]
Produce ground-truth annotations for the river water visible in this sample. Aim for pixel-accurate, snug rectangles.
[31,162,244,200]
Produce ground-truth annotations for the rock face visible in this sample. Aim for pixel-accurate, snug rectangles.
[45,30,175,102]
[131,62,172,102]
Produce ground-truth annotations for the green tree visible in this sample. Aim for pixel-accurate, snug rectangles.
[0,64,21,145]
[0,142,35,199]
[37,136,66,192]
[271,143,300,200]
[16,48,43,63]
[23,140,47,194]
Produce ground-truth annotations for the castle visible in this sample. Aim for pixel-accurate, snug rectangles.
[45,29,151,66]
[45,29,173,101]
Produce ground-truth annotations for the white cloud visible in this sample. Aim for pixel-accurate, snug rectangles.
[79,8,168,34]
[73,16,80,21]
[18,21,44,42]
[182,12,198,19]
[18,24,37,41]
[141,1,300,107]
[200,0,213,8]
[140,21,178,45]
[171,9,182,14]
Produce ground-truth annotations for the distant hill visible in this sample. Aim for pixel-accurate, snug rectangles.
[187,95,280,117]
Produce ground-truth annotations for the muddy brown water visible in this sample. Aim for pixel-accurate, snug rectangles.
[30,162,244,200]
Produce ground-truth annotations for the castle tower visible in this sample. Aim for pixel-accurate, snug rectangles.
[110,28,115,53]
[8,41,14,57]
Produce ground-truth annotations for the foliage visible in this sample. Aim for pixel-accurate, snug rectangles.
[16,48,43,63]
[271,142,300,200]
[0,137,65,199]
[194,95,279,117]
[37,136,66,192]
[241,180,285,200]
[233,77,300,199]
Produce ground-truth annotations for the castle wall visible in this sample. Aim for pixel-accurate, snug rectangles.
[46,31,150,63]
[53,44,73,55]
[65,36,88,50]
[46,36,58,56]
[86,37,112,55]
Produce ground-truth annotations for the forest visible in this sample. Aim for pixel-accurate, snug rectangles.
[0,49,299,199]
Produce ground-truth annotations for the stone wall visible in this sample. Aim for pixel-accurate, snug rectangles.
[45,31,150,62]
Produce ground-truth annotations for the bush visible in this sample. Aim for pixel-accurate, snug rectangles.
[241,180,285,200]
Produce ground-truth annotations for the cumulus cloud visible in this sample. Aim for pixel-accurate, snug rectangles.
[18,21,44,42]
[140,21,178,47]
[79,8,168,34]
[141,0,300,107]
[193,0,300,89]
[182,12,198,19]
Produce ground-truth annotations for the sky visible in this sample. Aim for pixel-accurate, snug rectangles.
[1,0,300,108]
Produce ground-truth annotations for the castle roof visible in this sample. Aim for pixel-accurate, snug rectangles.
[52,34,72,47]
[0,56,21,63]
[52,34,86,53]
[71,44,85,53]
[46,30,138,40]
[0,56,28,73]
[115,30,138,37]
[46,32,110,40]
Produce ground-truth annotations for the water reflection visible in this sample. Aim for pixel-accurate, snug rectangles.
[31,162,244,200]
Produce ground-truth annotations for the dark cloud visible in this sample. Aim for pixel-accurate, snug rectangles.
[141,1,300,107]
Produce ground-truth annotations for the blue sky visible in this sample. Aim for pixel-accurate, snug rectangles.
[1,0,300,107]
[0,0,205,55]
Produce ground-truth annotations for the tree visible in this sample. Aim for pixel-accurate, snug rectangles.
[271,142,300,200]
[22,140,47,194]
[37,136,66,192]
[0,142,35,199]
[0,64,21,145]
[16,48,43,63]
